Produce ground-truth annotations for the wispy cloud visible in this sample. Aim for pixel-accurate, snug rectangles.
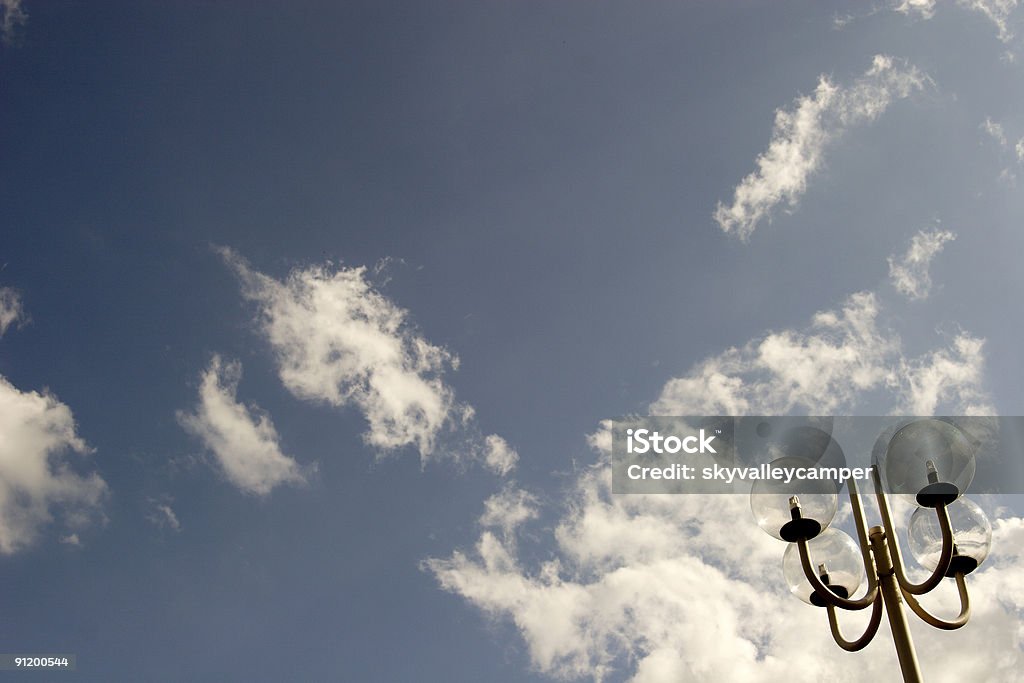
[895,0,938,18]
[147,498,183,532]
[0,287,25,336]
[178,355,310,496]
[890,0,1020,44]
[59,533,82,547]
[0,0,26,46]
[652,290,990,416]
[980,116,1024,181]
[959,0,1020,42]
[482,434,519,477]
[900,334,991,415]
[218,247,516,474]
[714,55,927,240]
[982,116,1008,146]
[0,375,108,554]
[888,228,956,300]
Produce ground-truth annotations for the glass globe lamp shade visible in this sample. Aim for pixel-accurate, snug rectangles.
[908,497,992,576]
[750,457,838,541]
[782,529,863,606]
[877,419,976,507]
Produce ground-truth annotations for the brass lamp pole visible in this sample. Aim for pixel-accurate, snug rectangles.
[750,419,993,683]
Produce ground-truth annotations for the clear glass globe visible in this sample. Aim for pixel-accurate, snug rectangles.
[908,497,992,576]
[777,426,846,471]
[750,457,839,541]
[735,417,834,467]
[876,419,976,507]
[782,529,863,606]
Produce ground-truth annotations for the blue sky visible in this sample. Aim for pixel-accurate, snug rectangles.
[2,1,1024,681]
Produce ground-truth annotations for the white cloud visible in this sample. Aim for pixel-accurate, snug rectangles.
[651,292,894,415]
[978,117,1023,181]
[713,55,927,239]
[900,334,993,415]
[896,0,938,18]
[982,117,1008,146]
[887,228,956,300]
[178,355,309,496]
[479,487,539,539]
[0,375,108,554]
[889,0,1020,43]
[958,0,1020,42]
[0,0,26,46]
[482,434,519,476]
[650,291,989,417]
[59,533,81,546]
[430,428,1016,682]
[0,287,25,336]
[218,247,516,473]
[429,281,1004,681]
[147,498,182,532]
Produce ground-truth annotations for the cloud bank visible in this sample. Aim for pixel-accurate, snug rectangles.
[713,56,927,239]
[429,275,1003,681]
[178,355,309,496]
[429,456,1024,682]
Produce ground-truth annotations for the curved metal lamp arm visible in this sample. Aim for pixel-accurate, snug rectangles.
[794,475,881,611]
[826,592,884,651]
[797,539,879,610]
[871,467,954,595]
[846,475,880,597]
[900,572,971,630]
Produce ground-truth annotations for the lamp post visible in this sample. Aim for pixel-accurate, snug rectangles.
[750,419,993,683]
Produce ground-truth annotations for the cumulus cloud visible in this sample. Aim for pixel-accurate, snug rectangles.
[429,279,1003,681]
[430,420,1013,681]
[431,482,1024,682]
[0,0,26,46]
[713,55,927,239]
[0,287,25,336]
[0,375,108,554]
[218,247,515,473]
[178,355,309,496]
[887,228,956,300]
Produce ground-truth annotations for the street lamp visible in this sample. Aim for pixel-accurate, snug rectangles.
[750,419,993,683]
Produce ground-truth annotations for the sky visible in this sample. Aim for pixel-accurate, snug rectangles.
[1,1,1023,681]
